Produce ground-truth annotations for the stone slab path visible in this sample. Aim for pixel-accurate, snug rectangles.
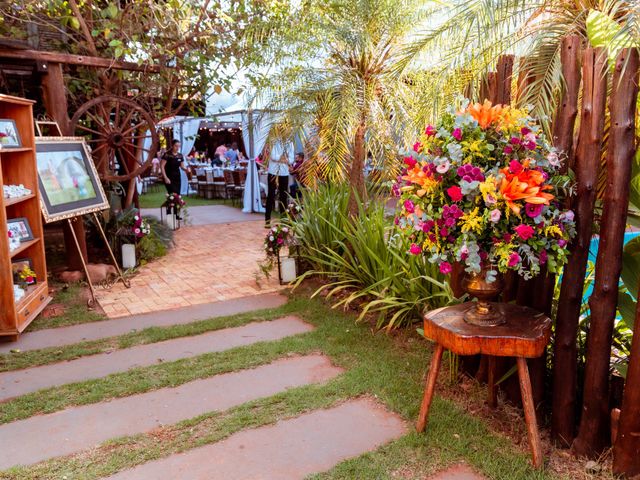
[0,355,342,470]
[0,316,312,401]
[96,221,283,318]
[0,293,286,354]
[108,397,407,480]
[141,204,263,226]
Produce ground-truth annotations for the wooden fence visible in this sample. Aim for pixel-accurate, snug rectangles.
[473,40,640,476]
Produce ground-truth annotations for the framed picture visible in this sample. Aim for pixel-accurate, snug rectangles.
[12,258,36,285]
[0,118,21,148]
[7,217,34,242]
[35,137,109,223]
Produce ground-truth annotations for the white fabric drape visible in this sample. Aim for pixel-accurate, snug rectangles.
[241,111,270,213]
[173,119,200,196]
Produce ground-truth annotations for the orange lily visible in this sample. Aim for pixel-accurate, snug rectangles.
[499,165,554,214]
[465,100,505,129]
[402,163,438,197]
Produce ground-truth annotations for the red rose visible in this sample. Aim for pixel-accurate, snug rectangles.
[446,186,463,202]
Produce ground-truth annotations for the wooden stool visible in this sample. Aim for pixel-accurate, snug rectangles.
[416,302,552,468]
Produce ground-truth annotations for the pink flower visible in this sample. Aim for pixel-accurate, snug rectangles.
[525,203,543,218]
[439,261,453,274]
[277,237,284,245]
[404,156,417,168]
[404,200,415,213]
[547,151,560,167]
[436,161,450,174]
[422,220,435,232]
[413,142,422,152]
[452,128,463,141]
[447,186,463,202]
[425,125,436,136]
[394,216,399,225]
[489,209,501,223]
[514,224,535,241]
[503,233,513,243]
[508,252,521,267]
[539,249,548,265]
[558,239,568,248]
[440,227,449,237]
[503,145,513,155]
[524,141,537,151]
[510,137,522,145]
[409,243,422,255]
[509,160,523,174]
[521,127,531,136]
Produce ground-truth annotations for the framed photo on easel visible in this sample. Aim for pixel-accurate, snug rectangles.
[35,137,109,223]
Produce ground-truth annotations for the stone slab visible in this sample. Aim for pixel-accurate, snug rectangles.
[0,293,287,353]
[141,204,263,225]
[108,398,407,480]
[0,355,342,470]
[429,465,487,479]
[0,316,312,401]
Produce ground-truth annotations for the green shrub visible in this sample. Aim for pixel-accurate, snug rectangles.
[137,216,174,263]
[291,183,454,329]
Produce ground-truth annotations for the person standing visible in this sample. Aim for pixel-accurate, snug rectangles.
[225,142,239,167]
[161,140,188,218]
[289,152,305,198]
[214,143,227,165]
[265,142,291,226]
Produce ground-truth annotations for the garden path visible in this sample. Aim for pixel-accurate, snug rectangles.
[96,206,282,317]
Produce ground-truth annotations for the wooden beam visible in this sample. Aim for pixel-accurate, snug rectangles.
[0,48,161,73]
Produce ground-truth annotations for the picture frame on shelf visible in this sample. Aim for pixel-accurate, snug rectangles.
[35,137,109,223]
[7,217,34,242]
[12,258,36,285]
[0,118,21,148]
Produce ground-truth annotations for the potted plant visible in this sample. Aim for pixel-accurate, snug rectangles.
[394,99,576,325]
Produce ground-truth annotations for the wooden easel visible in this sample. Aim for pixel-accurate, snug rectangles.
[35,120,130,307]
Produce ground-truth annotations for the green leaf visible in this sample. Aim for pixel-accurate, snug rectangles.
[108,39,122,47]
[69,16,80,30]
[105,3,118,19]
[586,10,638,66]
[621,236,640,300]
[617,290,636,330]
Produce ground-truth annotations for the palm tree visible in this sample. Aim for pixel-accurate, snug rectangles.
[258,0,446,216]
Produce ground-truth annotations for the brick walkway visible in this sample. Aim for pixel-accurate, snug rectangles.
[97,220,282,318]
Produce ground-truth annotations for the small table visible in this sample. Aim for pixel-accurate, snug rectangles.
[416,302,552,468]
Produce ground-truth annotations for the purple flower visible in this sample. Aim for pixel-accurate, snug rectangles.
[539,250,548,265]
[452,128,463,141]
[422,220,435,232]
[525,203,543,218]
[524,141,537,151]
[503,145,513,155]
[404,200,415,213]
[510,137,522,146]
[456,163,484,182]
[394,216,399,225]
[558,239,568,248]
[521,127,531,136]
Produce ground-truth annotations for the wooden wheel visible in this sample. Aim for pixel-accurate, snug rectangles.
[70,95,159,182]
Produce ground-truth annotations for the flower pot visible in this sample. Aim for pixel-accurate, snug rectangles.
[461,266,506,326]
[121,243,136,269]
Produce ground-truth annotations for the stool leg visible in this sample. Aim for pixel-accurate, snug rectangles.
[416,344,444,433]
[516,357,543,468]
[487,355,498,409]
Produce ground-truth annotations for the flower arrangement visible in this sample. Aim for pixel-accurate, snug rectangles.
[264,224,291,257]
[116,208,151,239]
[13,264,36,286]
[162,193,186,211]
[394,99,576,282]
[286,201,302,219]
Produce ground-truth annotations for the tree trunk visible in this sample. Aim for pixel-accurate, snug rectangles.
[495,55,514,105]
[551,48,608,447]
[347,122,367,217]
[613,284,640,476]
[573,48,639,458]
[40,62,89,271]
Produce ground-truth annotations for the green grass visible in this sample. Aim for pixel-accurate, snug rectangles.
[26,283,106,332]
[0,294,563,479]
[138,190,229,208]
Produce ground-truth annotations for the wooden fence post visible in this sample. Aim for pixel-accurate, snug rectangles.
[551,48,608,447]
[552,36,582,174]
[614,282,640,476]
[496,55,514,105]
[573,47,640,458]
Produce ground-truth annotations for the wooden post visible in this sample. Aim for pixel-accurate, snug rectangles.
[40,62,89,271]
[516,57,536,105]
[495,55,514,105]
[614,282,640,476]
[573,48,640,458]
[551,48,608,447]
[552,36,582,173]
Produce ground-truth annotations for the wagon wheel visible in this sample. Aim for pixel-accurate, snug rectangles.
[70,95,159,182]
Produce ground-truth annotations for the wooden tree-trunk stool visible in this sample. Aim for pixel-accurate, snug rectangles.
[416,302,552,468]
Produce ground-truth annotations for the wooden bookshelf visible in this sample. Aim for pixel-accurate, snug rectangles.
[0,94,51,340]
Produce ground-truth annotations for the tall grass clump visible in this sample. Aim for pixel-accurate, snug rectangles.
[290,183,454,329]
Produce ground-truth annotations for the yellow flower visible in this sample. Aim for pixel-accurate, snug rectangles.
[545,225,563,238]
[479,176,498,205]
[459,207,484,234]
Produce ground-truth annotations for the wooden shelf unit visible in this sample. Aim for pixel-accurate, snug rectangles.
[0,94,51,339]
